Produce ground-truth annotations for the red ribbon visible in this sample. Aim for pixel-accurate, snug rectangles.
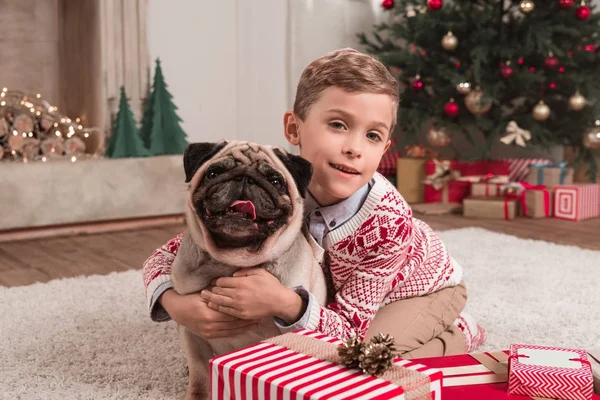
[569,357,592,369]
[518,183,550,217]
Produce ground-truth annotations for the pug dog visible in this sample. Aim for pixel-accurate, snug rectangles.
[171,140,327,400]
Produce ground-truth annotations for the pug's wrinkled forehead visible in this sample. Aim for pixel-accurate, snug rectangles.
[184,140,312,199]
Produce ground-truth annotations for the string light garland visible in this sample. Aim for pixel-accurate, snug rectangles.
[0,88,103,163]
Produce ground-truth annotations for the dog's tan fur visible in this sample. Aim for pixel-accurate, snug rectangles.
[171,141,327,400]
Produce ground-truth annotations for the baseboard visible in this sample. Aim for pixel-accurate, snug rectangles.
[0,214,185,243]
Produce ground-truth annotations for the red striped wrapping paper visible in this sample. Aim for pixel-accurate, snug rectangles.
[500,158,554,182]
[509,344,594,400]
[209,329,442,400]
[554,184,600,221]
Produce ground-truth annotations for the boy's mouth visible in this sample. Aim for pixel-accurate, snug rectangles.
[330,163,360,175]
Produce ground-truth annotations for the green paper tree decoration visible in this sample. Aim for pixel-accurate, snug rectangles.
[141,58,189,155]
[106,87,149,159]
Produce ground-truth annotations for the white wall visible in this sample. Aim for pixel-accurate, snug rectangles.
[147,0,385,149]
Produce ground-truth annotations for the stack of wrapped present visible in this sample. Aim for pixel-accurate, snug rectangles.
[462,162,600,222]
[392,151,600,221]
[209,329,600,399]
[413,343,600,400]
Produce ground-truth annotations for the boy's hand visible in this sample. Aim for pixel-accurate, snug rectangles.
[159,289,259,340]
[201,268,305,323]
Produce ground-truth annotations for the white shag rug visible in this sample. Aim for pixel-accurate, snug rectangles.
[1,227,599,399]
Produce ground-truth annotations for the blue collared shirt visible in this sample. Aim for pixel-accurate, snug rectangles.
[303,181,371,249]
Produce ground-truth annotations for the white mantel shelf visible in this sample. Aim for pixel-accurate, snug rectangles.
[0,155,187,231]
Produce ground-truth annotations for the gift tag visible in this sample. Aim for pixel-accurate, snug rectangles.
[519,348,582,369]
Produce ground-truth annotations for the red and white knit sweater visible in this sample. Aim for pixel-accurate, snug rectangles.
[143,174,485,351]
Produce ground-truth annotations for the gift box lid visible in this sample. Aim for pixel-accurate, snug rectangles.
[509,343,595,399]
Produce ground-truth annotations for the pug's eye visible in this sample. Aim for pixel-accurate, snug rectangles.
[269,175,283,186]
[206,167,223,180]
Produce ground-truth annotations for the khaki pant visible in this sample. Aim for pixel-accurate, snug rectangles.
[365,281,468,359]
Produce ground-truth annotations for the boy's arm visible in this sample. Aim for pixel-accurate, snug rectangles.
[142,232,184,321]
[276,210,416,340]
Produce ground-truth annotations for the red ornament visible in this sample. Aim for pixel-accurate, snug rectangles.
[549,82,557,89]
[500,63,514,79]
[381,0,395,10]
[529,66,536,72]
[544,55,559,69]
[576,4,590,20]
[558,0,575,8]
[444,99,460,117]
[585,44,596,52]
[518,58,525,65]
[427,0,443,11]
[558,66,566,72]
[568,50,574,57]
[454,61,461,68]
[412,76,424,92]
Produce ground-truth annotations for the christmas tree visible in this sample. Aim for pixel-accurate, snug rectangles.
[140,58,189,156]
[105,87,149,158]
[359,0,600,180]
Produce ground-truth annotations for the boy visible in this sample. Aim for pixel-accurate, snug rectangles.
[143,48,485,358]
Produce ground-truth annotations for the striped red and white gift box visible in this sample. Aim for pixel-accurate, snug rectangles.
[500,158,554,182]
[509,344,594,400]
[210,329,442,400]
[554,184,600,221]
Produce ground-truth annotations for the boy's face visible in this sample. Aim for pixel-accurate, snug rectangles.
[284,87,393,206]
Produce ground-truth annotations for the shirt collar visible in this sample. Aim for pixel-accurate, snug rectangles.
[304,182,370,230]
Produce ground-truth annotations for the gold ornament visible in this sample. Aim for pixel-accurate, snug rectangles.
[441,31,458,51]
[532,100,550,121]
[519,0,535,13]
[568,91,586,111]
[426,126,452,148]
[465,88,493,115]
[583,125,600,150]
[456,82,472,95]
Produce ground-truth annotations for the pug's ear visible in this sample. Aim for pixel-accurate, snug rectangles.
[273,149,313,198]
[184,141,228,183]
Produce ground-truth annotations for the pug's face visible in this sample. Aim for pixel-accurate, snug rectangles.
[184,141,312,250]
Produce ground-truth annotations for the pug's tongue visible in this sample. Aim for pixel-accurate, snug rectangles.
[230,200,256,220]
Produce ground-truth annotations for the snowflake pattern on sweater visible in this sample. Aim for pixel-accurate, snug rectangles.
[141,173,485,352]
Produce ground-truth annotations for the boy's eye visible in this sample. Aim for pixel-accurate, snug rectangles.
[328,122,346,130]
[367,132,382,142]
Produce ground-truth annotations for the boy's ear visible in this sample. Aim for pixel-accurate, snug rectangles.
[183,141,228,183]
[383,139,392,154]
[283,111,301,146]
[273,148,312,198]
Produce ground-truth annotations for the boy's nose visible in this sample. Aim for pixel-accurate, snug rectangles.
[342,138,362,158]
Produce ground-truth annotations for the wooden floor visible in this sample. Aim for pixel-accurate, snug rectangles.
[0,215,598,288]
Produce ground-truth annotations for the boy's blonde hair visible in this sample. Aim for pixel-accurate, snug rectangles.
[293,48,399,131]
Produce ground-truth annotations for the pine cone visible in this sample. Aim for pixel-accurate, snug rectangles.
[369,333,397,353]
[358,343,395,377]
[337,335,364,369]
